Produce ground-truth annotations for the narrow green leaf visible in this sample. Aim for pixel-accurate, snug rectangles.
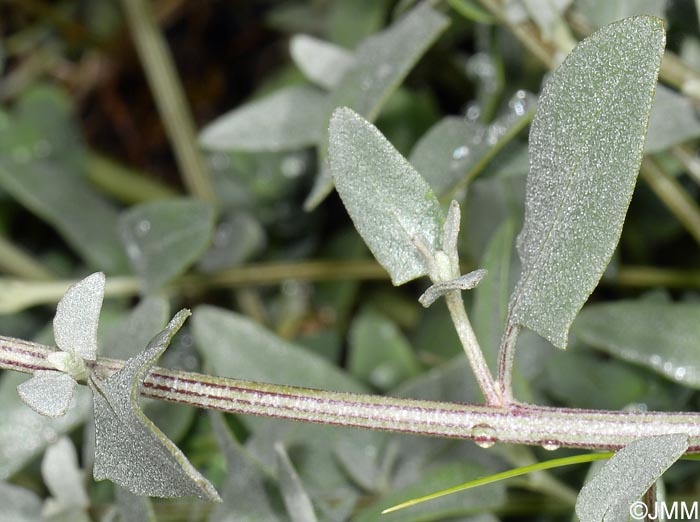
[573,300,700,388]
[645,84,700,153]
[193,305,365,392]
[119,198,216,292]
[348,309,421,391]
[508,17,665,348]
[383,452,612,515]
[90,310,220,502]
[329,108,444,285]
[305,3,450,208]
[356,462,506,522]
[576,434,688,522]
[199,85,329,152]
[290,35,354,90]
[275,443,319,522]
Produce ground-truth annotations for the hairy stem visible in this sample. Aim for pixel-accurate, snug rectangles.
[444,291,501,405]
[3,335,700,452]
[120,0,216,202]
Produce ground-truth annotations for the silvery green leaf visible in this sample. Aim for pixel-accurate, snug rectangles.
[17,371,76,418]
[575,434,687,522]
[290,35,354,90]
[305,3,449,209]
[90,310,220,502]
[275,443,318,522]
[409,96,536,197]
[575,0,665,29]
[573,300,700,388]
[114,486,156,522]
[0,87,128,273]
[42,437,88,511]
[53,272,104,360]
[507,17,665,349]
[119,199,216,293]
[0,372,91,479]
[472,221,516,372]
[645,84,700,153]
[102,296,169,360]
[197,212,266,273]
[329,108,444,285]
[348,309,421,391]
[199,86,329,152]
[209,412,284,522]
[193,305,365,392]
[419,270,488,308]
[0,482,42,522]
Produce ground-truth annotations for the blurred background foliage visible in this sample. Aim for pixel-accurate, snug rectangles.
[2,0,700,520]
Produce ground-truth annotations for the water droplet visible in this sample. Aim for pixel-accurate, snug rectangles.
[507,89,534,117]
[471,424,496,448]
[281,154,306,178]
[465,102,481,121]
[136,220,151,236]
[452,145,470,160]
[675,367,688,380]
[466,53,496,89]
[541,440,560,451]
[650,355,662,367]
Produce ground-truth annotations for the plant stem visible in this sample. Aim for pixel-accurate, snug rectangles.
[640,157,700,246]
[3,335,700,452]
[496,321,519,404]
[444,291,501,405]
[671,144,700,187]
[87,153,178,204]
[613,266,700,289]
[119,0,216,202]
[0,235,54,280]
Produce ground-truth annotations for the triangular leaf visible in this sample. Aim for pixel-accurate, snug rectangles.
[508,17,665,348]
[90,310,220,502]
[576,434,688,522]
[53,272,104,361]
[17,372,76,418]
[329,108,444,285]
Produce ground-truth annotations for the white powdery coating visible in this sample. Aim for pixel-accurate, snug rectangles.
[53,272,104,361]
[290,35,354,90]
[511,17,665,349]
[329,107,445,285]
[576,433,688,522]
[91,310,220,502]
[17,372,76,418]
[574,300,700,387]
